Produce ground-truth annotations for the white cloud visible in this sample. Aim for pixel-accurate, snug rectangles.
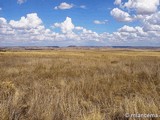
[144,11,160,25]
[112,0,160,24]
[94,20,108,24]
[9,13,42,29]
[118,25,147,37]
[0,13,103,45]
[114,0,121,5]
[54,17,75,33]
[54,17,101,41]
[54,2,87,10]
[0,13,58,42]
[106,24,159,44]
[0,8,2,11]
[0,18,7,24]
[118,25,136,32]
[80,29,100,42]
[143,11,160,31]
[124,0,160,15]
[54,2,74,10]
[110,8,134,22]
[0,18,15,35]
[17,0,26,4]
[0,12,160,46]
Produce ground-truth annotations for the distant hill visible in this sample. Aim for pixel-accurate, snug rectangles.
[0,46,160,51]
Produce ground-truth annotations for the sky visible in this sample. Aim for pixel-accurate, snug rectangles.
[0,0,160,46]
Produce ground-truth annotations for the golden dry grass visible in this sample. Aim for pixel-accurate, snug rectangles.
[0,49,160,120]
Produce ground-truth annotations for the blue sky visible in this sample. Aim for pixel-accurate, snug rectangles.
[0,0,160,46]
[0,0,116,33]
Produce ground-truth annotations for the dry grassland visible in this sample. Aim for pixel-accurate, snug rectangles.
[0,49,160,120]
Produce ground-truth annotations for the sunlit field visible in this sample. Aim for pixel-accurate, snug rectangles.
[0,49,160,120]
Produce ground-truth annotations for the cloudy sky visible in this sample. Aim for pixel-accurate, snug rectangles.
[0,0,160,46]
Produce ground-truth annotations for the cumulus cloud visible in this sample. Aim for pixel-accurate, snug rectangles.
[118,25,136,32]
[94,20,108,24]
[0,12,160,46]
[110,8,134,22]
[54,17,75,33]
[9,13,42,29]
[111,1,160,44]
[114,0,121,5]
[53,17,101,41]
[104,26,147,43]
[118,25,147,37]
[0,18,7,24]
[144,11,160,25]
[0,13,102,45]
[0,13,58,42]
[112,0,160,24]
[54,2,87,10]
[54,2,74,10]
[113,0,160,15]
[143,11,160,31]
[0,17,15,35]
[124,0,160,15]
[17,0,27,4]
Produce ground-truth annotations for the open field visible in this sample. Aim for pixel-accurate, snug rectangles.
[0,49,160,120]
